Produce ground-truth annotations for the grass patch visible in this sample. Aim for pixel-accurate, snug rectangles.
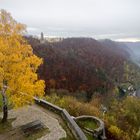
[76,119,99,140]
[86,133,93,140]
[57,118,76,140]
[25,127,49,140]
[85,133,98,140]
[56,120,76,140]
[60,137,75,140]
[76,119,98,130]
[0,118,16,134]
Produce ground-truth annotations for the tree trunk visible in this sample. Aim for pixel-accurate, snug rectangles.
[1,85,8,123]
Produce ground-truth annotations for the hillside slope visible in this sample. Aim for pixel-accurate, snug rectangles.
[125,42,140,66]
[26,37,137,97]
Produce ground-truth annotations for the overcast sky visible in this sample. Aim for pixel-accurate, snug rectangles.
[0,0,140,41]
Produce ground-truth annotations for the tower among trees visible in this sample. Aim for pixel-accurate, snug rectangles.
[41,32,44,40]
[40,32,45,43]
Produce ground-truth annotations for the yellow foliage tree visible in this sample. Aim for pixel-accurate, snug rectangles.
[0,10,45,122]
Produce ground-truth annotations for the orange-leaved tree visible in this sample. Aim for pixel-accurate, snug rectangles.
[0,10,45,122]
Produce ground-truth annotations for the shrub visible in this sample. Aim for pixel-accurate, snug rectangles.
[108,125,123,139]
[45,94,100,117]
[136,129,140,140]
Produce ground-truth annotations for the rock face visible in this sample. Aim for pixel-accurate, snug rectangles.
[0,105,66,140]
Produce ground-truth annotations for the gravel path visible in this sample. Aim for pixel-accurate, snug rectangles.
[0,105,66,140]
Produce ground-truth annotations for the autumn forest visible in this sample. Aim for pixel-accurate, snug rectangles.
[0,7,140,140]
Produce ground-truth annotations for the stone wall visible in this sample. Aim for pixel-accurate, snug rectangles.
[74,115,106,140]
[34,97,87,140]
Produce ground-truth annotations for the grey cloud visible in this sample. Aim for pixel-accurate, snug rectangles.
[0,0,140,41]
